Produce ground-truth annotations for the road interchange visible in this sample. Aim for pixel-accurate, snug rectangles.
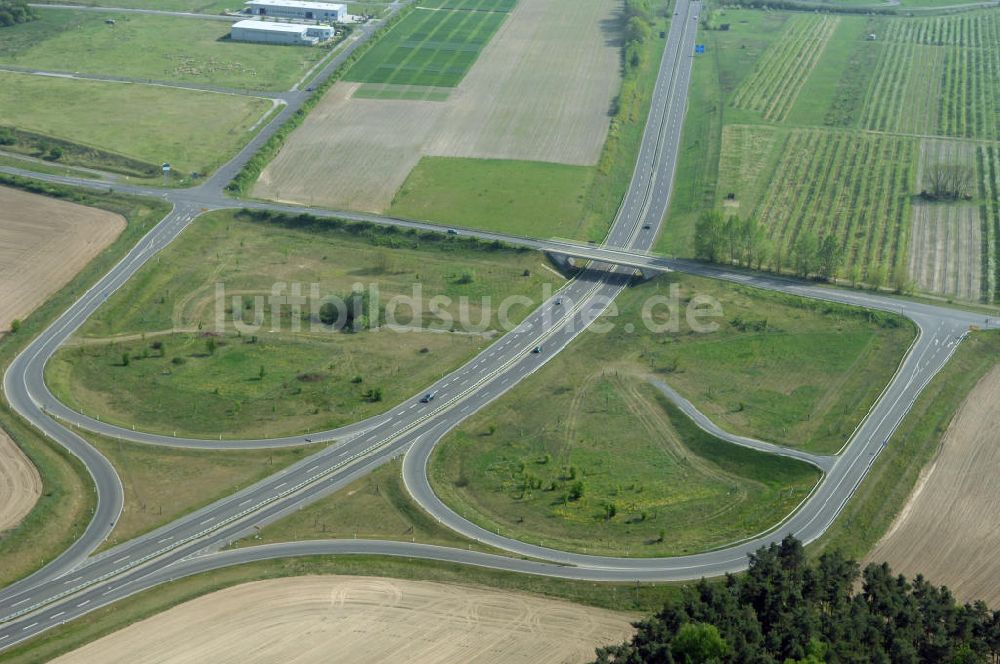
[0,0,993,651]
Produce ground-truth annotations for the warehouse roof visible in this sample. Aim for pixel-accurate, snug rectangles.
[244,0,346,10]
[232,19,309,32]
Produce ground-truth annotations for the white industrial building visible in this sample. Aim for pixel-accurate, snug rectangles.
[230,19,334,45]
[244,0,347,22]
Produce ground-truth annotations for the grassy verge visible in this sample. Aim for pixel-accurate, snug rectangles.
[227,6,412,195]
[88,434,318,550]
[427,273,911,556]
[232,458,483,550]
[432,373,820,557]
[45,208,563,439]
[388,157,592,238]
[812,330,1000,560]
[0,554,682,664]
[0,72,272,177]
[0,151,105,180]
[0,174,169,588]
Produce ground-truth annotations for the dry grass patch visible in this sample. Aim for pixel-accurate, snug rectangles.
[424,0,621,166]
[868,364,1000,606]
[0,185,124,335]
[52,576,635,664]
[0,429,41,533]
[254,82,445,212]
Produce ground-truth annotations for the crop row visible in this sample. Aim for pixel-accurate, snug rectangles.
[978,145,1000,302]
[861,42,942,136]
[754,129,915,279]
[861,36,999,140]
[731,15,839,122]
[345,6,507,87]
[937,45,1000,140]
[882,11,1000,48]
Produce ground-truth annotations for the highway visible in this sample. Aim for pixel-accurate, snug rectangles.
[0,0,990,651]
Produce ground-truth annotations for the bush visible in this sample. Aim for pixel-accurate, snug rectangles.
[0,0,36,27]
[9,319,20,334]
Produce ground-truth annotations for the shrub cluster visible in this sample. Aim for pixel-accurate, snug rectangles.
[0,0,35,27]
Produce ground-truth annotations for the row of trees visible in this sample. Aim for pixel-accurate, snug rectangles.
[693,212,912,292]
[595,536,1000,663]
[0,0,35,27]
[695,212,842,281]
[624,0,655,72]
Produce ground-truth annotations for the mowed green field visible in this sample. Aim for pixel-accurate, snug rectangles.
[29,0,234,11]
[389,157,592,238]
[344,5,510,87]
[0,72,271,174]
[0,10,329,91]
[427,274,912,556]
[46,210,563,438]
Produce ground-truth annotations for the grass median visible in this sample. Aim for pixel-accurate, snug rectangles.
[428,273,913,557]
[45,209,565,440]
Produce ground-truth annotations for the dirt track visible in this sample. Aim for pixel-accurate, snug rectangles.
[53,576,635,664]
[0,186,125,335]
[868,365,1000,605]
[0,429,40,533]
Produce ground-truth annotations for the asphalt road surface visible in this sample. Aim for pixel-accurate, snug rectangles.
[0,0,992,651]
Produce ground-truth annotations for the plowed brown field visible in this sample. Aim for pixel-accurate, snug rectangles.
[868,365,1000,605]
[0,429,40,533]
[0,186,125,335]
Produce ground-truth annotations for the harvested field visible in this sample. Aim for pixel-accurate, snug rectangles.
[868,364,1000,606]
[255,82,445,211]
[908,204,981,300]
[0,186,125,335]
[0,429,41,533]
[53,576,635,664]
[424,0,621,165]
[255,0,621,212]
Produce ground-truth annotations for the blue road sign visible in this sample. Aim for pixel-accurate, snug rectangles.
[695,44,705,54]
